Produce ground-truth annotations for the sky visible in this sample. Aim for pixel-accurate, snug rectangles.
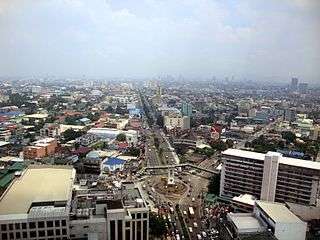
[0,0,319,83]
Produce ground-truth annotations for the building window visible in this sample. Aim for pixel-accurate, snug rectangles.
[137,213,141,219]
[47,221,53,228]
[125,229,130,240]
[2,233,8,240]
[132,213,136,219]
[15,223,20,230]
[30,231,36,238]
[110,220,116,240]
[9,223,13,230]
[16,232,21,239]
[143,213,147,218]
[47,230,54,236]
[38,221,45,228]
[118,220,123,240]
[39,230,45,237]
[55,220,60,227]
[22,232,28,238]
[132,221,136,240]
[125,221,130,227]
[55,229,61,235]
[61,220,66,226]
[143,220,147,240]
[62,229,67,235]
[22,223,27,229]
[29,222,36,229]
[137,221,141,240]
[1,224,6,231]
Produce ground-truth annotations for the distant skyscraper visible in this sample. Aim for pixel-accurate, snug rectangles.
[291,77,298,91]
[298,83,308,94]
[181,102,192,117]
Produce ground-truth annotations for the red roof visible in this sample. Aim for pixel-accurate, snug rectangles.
[118,142,129,149]
[73,146,91,155]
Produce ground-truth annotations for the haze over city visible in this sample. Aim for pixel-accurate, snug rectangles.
[0,1,320,240]
[0,0,320,83]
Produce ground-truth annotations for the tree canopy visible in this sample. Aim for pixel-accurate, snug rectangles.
[116,133,126,142]
[149,213,166,237]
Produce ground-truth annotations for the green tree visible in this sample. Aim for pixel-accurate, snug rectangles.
[127,147,140,156]
[156,115,164,127]
[116,133,126,142]
[210,140,228,151]
[87,112,100,121]
[149,213,166,237]
[63,129,84,142]
[226,139,234,148]
[282,131,296,144]
[208,173,221,195]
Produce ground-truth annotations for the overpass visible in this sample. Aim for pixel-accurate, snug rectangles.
[141,163,219,175]
[172,139,197,149]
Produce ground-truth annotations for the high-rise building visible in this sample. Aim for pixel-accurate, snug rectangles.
[181,102,192,117]
[220,149,320,206]
[290,77,298,91]
[298,82,308,94]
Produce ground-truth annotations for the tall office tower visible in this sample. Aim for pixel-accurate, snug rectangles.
[298,83,308,94]
[220,149,320,206]
[291,77,298,91]
[181,102,193,117]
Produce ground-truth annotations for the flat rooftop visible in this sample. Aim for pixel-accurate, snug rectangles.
[256,201,303,224]
[0,165,75,215]
[228,213,265,233]
[223,149,320,171]
[24,113,48,119]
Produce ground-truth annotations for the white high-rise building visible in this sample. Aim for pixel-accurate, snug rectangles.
[220,149,320,206]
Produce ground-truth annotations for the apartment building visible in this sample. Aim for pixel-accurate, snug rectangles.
[164,114,190,130]
[40,123,61,138]
[220,149,320,206]
[0,165,149,240]
[23,138,58,159]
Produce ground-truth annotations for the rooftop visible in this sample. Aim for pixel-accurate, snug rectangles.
[0,165,75,215]
[103,157,126,166]
[256,201,303,224]
[0,141,10,147]
[24,113,48,119]
[286,202,320,221]
[228,213,265,233]
[223,148,320,171]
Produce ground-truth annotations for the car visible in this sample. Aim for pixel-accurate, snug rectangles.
[188,227,193,233]
[197,234,202,240]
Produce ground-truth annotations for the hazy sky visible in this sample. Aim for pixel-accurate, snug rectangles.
[0,0,319,82]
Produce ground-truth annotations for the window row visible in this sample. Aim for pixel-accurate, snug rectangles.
[1,228,67,239]
[1,220,67,231]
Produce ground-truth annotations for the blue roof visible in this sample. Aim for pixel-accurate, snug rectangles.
[104,157,126,166]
